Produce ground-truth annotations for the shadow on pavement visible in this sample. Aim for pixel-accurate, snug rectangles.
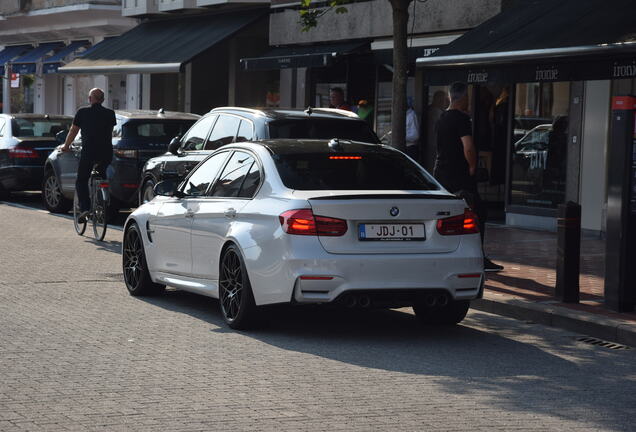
[136,289,636,428]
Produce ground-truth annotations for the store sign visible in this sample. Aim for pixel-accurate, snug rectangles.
[534,67,559,81]
[10,73,19,88]
[612,60,636,78]
[421,47,439,57]
[467,70,489,83]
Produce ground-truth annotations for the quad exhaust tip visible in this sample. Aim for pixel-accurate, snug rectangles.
[342,294,372,308]
[423,293,449,308]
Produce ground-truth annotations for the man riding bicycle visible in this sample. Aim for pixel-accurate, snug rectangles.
[59,88,116,221]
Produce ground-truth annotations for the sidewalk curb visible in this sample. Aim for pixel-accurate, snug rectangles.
[472,295,636,347]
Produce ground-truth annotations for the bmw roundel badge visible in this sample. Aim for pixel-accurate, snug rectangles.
[390,206,399,217]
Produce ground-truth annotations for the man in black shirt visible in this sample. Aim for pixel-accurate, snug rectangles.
[60,88,116,219]
[434,82,503,272]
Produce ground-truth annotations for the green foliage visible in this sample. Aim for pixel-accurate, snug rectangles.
[299,0,350,31]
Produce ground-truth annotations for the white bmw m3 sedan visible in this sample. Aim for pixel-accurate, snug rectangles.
[122,139,484,329]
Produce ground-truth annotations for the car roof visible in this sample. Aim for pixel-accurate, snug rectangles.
[1,114,72,120]
[243,139,390,156]
[209,107,363,121]
[115,109,200,120]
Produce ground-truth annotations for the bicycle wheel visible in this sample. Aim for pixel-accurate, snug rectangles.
[92,189,108,241]
[73,193,87,235]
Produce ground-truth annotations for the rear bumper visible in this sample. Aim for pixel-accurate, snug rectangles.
[108,160,142,206]
[0,165,44,190]
[290,254,484,304]
[245,234,484,306]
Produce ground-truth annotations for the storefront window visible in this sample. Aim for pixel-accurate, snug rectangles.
[510,82,570,208]
[376,77,416,146]
[10,73,35,113]
[314,83,347,108]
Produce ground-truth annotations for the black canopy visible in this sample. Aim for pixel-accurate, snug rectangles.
[241,40,369,71]
[60,9,266,74]
[418,0,636,84]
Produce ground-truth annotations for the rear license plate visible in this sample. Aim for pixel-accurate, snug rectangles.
[358,223,425,241]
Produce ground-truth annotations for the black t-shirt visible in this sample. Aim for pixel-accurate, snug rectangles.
[73,104,116,157]
[433,109,473,191]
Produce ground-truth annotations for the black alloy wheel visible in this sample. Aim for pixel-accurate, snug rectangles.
[123,223,164,296]
[219,244,258,329]
[42,170,71,213]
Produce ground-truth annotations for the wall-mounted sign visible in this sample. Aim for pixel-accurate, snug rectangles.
[10,73,20,88]
[612,60,636,79]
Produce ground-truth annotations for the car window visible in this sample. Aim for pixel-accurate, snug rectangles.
[182,151,229,197]
[113,118,123,137]
[268,118,380,143]
[273,150,439,190]
[210,151,255,198]
[10,117,72,138]
[0,119,4,137]
[181,115,217,151]
[236,120,254,143]
[205,115,241,150]
[123,120,195,139]
[238,162,261,198]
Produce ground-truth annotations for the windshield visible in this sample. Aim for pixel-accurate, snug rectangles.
[11,118,71,138]
[268,119,380,143]
[273,151,439,191]
[122,120,196,140]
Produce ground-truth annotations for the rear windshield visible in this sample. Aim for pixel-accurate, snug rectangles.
[273,152,439,190]
[122,120,196,139]
[268,119,380,143]
[11,118,71,138]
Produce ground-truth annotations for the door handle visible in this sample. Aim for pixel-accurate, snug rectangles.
[185,209,194,218]
[224,208,237,218]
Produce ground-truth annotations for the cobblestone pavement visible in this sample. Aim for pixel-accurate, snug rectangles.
[1,201,636,431]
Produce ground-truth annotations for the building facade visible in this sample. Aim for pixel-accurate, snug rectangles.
[244,0,636,237]
[0,0,136,115]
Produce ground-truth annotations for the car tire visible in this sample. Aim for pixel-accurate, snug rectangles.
[140,179,155,206]
[0,185,9,201]
[219,244,260,330]
[42,170,72,213]
[123,222,164,296]
[413,299,470,325]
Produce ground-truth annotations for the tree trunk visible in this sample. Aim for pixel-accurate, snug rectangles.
[389,0,412,152]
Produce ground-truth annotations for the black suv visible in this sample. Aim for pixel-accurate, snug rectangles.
[42,109,199,213]
[139,107,380,204]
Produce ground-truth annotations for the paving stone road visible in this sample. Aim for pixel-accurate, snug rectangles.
[1,200,635,431]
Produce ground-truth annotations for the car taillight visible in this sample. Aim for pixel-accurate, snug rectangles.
[436,209,480,235]
[279,209,347,236]
[114,149,138,159]
[8,145,38,158]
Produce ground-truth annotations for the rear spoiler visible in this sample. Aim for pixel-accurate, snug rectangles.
[308,194,460,200]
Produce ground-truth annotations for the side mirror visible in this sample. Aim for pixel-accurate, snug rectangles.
[168,136,181,155]
[55,129,68,145]
[153,179,184,198]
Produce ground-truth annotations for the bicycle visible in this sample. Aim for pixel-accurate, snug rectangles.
[73,164,109,241]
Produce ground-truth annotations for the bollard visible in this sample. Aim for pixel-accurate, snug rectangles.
[556,201,581,303]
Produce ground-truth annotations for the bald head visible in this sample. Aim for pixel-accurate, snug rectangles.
[88,88,105,105]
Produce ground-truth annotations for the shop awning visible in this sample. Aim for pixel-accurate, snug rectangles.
[10,42,65,74]
[417,0,636,84]
[43,40,91,74]
[59,9,265,74]
[372,34,461,65]
[240,40,369,71]
[0,45,32,75]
